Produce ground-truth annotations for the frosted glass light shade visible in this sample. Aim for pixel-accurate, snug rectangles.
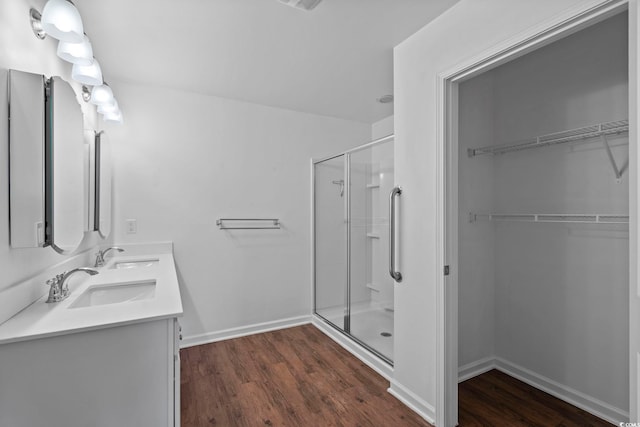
[97,100,118,114]
[41,0,84,42]
[71,59,102,86]
[102,110,123,124]
[57,35,93,65]
[90,84,114,106]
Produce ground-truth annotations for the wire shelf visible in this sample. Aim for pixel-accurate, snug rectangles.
[468,120,629,157]
[469,213,629,224]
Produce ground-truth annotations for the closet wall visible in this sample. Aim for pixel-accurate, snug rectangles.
[459,11,629,418]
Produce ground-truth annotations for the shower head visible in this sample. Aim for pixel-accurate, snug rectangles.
[332,180,345,197]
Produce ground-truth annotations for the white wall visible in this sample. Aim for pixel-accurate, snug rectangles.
[393,0,618,421]
[103,82,370,341]
[457,73,496,368]
[458,12,629,414]
[492,13,628,410]
[372,115,394,140]
[0,1,103,302]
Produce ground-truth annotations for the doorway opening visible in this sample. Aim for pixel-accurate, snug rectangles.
[441,4,631,426]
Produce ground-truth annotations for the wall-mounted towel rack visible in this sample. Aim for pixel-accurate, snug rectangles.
[216,218,281,230]
[469,213,629,224]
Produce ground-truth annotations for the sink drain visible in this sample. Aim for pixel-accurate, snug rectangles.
[380,332,392,337]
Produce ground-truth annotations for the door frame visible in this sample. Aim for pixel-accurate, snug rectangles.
[435,1,633,426]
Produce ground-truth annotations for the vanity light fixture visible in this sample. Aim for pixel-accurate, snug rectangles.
[71,58,103,86]
[102,110,123,124]
[97,100,118,114]
[57,34,93,65]
[38,0,84,42]
[30,2,124,123]
[278,0,323,11]
[90,83,114,106]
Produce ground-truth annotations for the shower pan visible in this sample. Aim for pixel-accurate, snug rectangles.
[313,135,397,364]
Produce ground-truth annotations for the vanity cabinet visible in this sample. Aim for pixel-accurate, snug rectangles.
[0,317,181,427]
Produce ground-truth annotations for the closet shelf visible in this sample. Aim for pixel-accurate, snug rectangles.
[467,119,628,157]
[469,213,629,224]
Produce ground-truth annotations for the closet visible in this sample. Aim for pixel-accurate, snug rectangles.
[457,11,629,424]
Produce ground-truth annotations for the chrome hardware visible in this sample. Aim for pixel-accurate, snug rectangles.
[389,186,402,282]
[45,274,65,303]
[45,268,99,303]
[94,246,125,267]
[216,219,280,230]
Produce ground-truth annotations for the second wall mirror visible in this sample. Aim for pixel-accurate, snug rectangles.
[46,76,86,253]
[95,131,112,239]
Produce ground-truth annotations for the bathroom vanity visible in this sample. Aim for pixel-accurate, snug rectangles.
[0,244,182,427]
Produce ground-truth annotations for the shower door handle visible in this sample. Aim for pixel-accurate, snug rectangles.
[389,186,402,282]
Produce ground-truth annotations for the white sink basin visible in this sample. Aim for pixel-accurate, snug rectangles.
[69,280,156,308]
[110,259,159,270]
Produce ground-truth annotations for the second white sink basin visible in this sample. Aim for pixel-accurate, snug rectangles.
[69,281,156,309]
[110,259,159,270]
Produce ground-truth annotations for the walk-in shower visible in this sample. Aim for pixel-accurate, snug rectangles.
[313,135,397,364]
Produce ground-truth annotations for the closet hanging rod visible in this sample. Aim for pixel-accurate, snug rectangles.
[468,119,628,157]
[469,213,629,224]
[216,218,280,229]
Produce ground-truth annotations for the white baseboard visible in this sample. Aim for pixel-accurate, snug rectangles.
[387,379,436,425]
[495,358,628,425]
[455,357,627,425]
[458,356,496,383]
[180,315,311,348]
[311,315,393,380]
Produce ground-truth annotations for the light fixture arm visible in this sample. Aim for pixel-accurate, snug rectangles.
[81,86,91,102]
[30,8,46,40]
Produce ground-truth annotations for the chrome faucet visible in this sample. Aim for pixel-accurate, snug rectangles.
[94,246,125,267]
[45,268,99,303]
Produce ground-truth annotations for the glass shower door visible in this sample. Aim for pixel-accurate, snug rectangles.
[349,138,395,362]
[314,155,347,330]
[313,136,395,364]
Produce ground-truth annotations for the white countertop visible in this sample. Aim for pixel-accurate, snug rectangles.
[0,251,183,345]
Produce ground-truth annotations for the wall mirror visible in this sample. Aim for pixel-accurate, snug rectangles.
[45,76,86,253]
[94,131,112,238]
[8,69,46,248]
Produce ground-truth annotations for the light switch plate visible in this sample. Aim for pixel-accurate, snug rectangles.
[126,219,137,234]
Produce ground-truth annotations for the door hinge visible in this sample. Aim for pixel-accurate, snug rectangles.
[444,265,450,276]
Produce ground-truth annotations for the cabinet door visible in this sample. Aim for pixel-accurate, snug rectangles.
[174,319,182,426]
[0,321,172,427]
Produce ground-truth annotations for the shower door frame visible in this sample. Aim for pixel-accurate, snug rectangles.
[312,134,395,367]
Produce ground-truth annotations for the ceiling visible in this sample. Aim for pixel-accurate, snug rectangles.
[77,0,459,124]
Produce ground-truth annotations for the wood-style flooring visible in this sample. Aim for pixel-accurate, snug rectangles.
[180,324,428,426]
[458,369,612,426]
[181,325,612,426]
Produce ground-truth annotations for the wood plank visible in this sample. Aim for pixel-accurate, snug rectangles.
[180,324,430,426]
[459,369,613,426]
[181,326,611,426]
